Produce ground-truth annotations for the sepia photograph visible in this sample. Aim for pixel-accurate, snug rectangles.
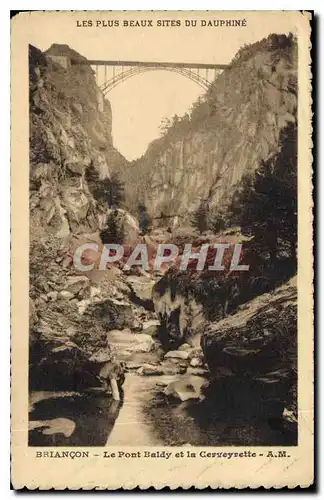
[11,10,313,489]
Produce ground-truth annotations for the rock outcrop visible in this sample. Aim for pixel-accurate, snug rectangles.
[29,43,127,240]
[201,276,297,424]
[29,43,133,391]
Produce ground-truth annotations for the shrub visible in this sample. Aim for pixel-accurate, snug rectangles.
[208,209,230,233]
[138,204,151,234]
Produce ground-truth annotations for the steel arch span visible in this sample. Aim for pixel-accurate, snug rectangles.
[71,59,227,94]
[100,66,216,94]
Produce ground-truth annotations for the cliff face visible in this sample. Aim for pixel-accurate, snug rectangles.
[29,44,131,391]
[129,34,297,224]
[29,43,127,239]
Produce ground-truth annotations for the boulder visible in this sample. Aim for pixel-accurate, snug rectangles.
[164,350,191,361]
[142,320,160,337]
[29,324,124,393]
[47,291,58,302]
[125,361,144,370]
[163,376,207,402]
[137,364,165,376]
[186,367,209,377]
[84,299,135,330]
[178,343,192,351]
[160,360,187,375]
[107,329,155,354]
[126,342,153,353]
[122,211,140,245]
[136,362,184,376]
[58,290,74,300]
[61,186,90,224]
[126,276,155,302]
[63,275,90,295]
[126,275,155,311]
[190,357,203,368]
[29,341,92,391]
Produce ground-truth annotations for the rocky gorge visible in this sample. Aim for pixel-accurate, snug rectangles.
[124,34,297,224]
[29,35,297,447]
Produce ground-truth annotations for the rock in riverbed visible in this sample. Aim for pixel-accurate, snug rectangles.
[163,376,207,402]
[164,350,191,361]
[107,329,155,355]
[137,364,165,376]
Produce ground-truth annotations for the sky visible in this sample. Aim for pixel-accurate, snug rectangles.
[26,11,297,160]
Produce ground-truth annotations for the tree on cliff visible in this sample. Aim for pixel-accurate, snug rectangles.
[138,203,151,235]
[191,201,209,234]
[230,123,297,264]
[208,208,229,233]
[85,163,124,208]
[106,172,125,208]
[159,117,172,136]
[100,209,125,245]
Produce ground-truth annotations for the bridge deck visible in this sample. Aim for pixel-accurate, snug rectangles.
[71,59,227,70]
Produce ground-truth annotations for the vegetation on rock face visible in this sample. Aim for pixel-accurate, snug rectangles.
[85,162,125,209]
[189,121,297,264]
[229,32,296,67]
[229,122,297,266]
[100,210,125,245]
[207,209,229,234]
[191,201,209,234]
[138,204,151,234]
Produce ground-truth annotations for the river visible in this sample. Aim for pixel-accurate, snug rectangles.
[29,371,296,447]
[29,319,296,447]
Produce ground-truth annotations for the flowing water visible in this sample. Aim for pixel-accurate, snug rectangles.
[29,321,296,447]
[29,372,296,447]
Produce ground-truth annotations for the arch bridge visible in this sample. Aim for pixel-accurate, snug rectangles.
[71,59,227,94]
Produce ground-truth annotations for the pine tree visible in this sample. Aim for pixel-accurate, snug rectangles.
[85,163,124,208]
[85,160,99,185]
[138,204,151,234]
[191,201,209,234]
[107,172,125,208]
[208,209,228,233]
[100,210,124,245]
